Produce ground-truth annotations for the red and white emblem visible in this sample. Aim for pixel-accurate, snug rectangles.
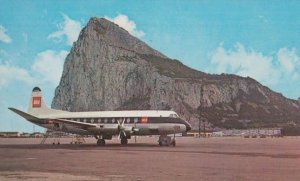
[32,97,41,108]
[141,117,148,124]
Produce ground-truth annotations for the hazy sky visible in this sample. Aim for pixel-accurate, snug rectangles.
[1,0,300,132]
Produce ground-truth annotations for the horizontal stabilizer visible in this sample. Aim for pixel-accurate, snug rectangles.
[8,107,40,121]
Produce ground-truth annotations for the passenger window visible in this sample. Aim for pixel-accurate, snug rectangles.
[126,118,130,123]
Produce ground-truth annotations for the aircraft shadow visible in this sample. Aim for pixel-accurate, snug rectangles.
[1,144,299,159]
[0,143,162,150]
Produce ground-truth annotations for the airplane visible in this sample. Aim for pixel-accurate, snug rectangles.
[9,87,191,146]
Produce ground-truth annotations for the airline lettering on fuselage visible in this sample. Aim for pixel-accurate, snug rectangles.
[32,97,41,108]
[141,117,148,123]
[174,125,180,131]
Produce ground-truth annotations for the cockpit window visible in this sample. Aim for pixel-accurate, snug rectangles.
[169,114,179,118]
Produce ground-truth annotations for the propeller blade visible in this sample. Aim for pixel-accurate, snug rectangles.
[122,118,125,126]
[117,118,128,140]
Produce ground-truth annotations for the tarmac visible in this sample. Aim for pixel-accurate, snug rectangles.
[0,136,300,181]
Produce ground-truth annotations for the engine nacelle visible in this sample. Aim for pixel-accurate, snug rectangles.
[124,126,139,133]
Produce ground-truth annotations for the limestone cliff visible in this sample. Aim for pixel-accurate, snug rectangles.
[52,18,300,130]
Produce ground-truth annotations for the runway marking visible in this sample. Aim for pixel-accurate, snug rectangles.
[26,157,37,160]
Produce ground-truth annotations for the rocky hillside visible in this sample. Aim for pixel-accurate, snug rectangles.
[52,17,300,132]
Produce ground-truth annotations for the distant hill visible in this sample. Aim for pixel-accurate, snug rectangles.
[52,18,300,134]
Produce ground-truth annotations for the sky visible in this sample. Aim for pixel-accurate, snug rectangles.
[0,0,300,132]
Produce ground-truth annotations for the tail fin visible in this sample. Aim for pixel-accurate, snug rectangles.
[28,87,66,116]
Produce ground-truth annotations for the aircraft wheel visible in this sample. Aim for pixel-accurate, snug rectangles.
[121,138,128,145]
[97,139,105,146]
[171,139,176,147]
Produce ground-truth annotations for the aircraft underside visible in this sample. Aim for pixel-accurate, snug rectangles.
[40,122,183,146]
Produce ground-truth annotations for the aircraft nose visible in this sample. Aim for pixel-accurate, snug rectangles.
[182,119,191,132]
[186,123,192,132]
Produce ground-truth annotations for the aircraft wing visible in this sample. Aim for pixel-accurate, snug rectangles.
[54,118,97,128]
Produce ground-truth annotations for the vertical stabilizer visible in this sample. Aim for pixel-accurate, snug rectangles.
[28,87,65,116]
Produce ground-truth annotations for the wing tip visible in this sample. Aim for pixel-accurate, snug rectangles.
[8,107,17,112]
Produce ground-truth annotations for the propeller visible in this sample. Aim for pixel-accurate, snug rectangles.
[117,118,139,140]
[117,118,126,140]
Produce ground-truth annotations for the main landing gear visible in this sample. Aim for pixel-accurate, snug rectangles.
[95,134,128,146]
[158,135,176,147]
[97,139,105,146]
[95,135,106,146]
[120,138,128,145]
[96,137,128,146]
[119,129,129,145]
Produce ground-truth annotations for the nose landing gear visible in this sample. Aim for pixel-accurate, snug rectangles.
[158,135,176,147]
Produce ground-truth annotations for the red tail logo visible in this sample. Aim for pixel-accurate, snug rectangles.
[32,97,41,108]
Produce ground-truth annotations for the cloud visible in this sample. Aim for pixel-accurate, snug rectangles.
[0,63,33,88]
[0,49,8,60]
[0,49,68,89]
[0,25,12,43]
[32,50,68,85]
[208,43,279,85]
[105,14,145,38]
[257,15,268,23]
[22,32,28,43]
[0,51,32,88]
[48,14,82,46]
[277,48,300,79]
[207,44,300,99]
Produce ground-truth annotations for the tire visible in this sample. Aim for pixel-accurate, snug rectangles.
[97,139,105,146]
[121,138,128,145]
